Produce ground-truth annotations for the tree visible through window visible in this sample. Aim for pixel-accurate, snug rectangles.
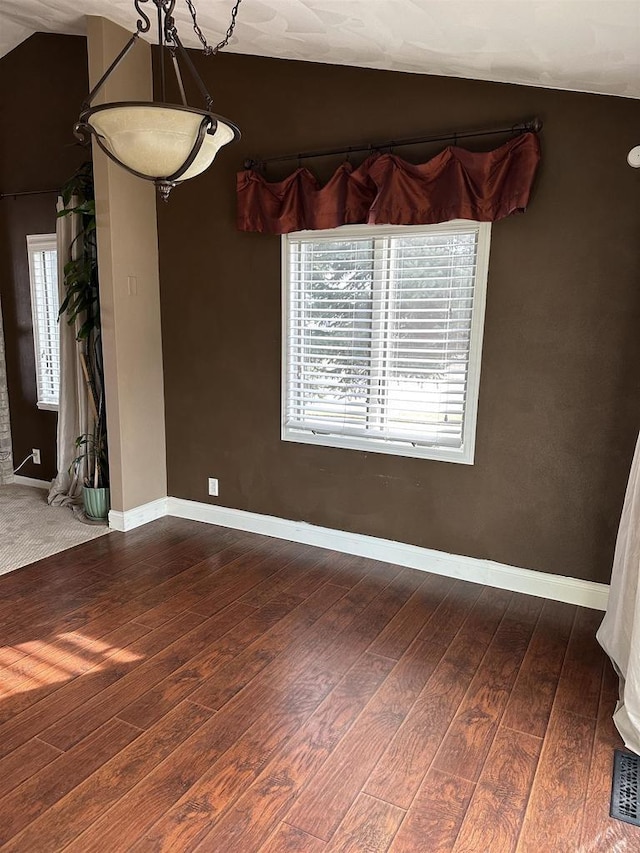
[27,234,60,411]
[282,221,491,464]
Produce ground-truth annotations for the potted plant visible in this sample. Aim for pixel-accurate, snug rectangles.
[58,162,109,521]
[72,421,109,521]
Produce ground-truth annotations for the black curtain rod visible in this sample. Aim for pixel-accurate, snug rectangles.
[244,117,543,170]
[0,189,59,200]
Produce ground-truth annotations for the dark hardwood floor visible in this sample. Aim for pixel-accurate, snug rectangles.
[0,516,636,852]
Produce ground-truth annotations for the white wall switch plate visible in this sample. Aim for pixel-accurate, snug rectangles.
[208,477,219,497]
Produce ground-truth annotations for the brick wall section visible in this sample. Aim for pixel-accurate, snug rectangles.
[0,296,13,484]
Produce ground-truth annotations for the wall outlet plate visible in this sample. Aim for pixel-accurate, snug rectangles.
[32,448,41,465]
[208,478,219,497]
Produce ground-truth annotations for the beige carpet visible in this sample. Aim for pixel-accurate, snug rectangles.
[0,484,110,576]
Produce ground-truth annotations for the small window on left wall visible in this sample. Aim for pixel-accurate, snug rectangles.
[26,234,60,411]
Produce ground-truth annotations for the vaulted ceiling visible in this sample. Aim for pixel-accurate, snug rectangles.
[1,0,639,99]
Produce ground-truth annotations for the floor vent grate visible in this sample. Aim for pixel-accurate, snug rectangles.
[611,749,640,826]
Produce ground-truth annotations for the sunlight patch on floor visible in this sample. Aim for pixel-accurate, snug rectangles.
[0,632,143,698]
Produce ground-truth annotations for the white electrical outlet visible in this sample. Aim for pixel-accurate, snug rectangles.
[32,448,41,465]
[208,478,219,497]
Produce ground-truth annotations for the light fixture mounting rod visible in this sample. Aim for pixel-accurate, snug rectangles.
[82,32,140,110]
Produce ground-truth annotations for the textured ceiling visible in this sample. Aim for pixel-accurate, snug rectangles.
[1,0,639,98]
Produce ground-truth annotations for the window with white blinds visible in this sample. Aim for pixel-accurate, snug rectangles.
[282,221,491,463]
[26,234,60,411]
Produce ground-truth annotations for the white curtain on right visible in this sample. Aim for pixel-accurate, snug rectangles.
[597,430,640,754]
[48,196,90,509]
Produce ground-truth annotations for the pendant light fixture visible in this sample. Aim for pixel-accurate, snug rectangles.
[75,0,242,200]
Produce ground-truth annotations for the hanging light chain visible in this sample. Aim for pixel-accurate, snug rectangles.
[185,0,243,56]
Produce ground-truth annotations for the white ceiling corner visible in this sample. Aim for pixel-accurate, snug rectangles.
[0,0,639,99]
[0,16,35,59]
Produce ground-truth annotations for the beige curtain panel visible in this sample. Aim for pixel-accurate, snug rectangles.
[0,293,13,485]
[48,197,91,510]
[598,431,640,754]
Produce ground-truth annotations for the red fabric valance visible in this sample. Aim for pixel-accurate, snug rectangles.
[237,132,541,234]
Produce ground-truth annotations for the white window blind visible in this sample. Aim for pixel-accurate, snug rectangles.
[27,234,60,411]
[282,221,490,464]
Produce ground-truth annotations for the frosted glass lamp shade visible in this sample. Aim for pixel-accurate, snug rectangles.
[179,122,236,181]
[82,103,239,187]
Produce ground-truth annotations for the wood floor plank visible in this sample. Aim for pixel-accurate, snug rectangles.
[0,737,62,800]
[0,619,151,725]
[40,603,255,750]
[553,606,606,719]
[0,611,204,760]
[0,554,101,597]
[237,543,329,606]
[579,686,640,850]
[1,553,191,647]
[431,594,543,782]
[259,824,326,853]
[0,646,29,669]
[282,551,370,596]
[140,540,242,577]
[110,523,250,575]
[0,616,150,699]
[325,793,405,852]
[364,587,512,809]
[0,519,632,853]
[96,533,264,631]
[516,708,595,852]
[190,569,401,711]
[117,592,306,729]
[286,634,450,841]
[0,562,104,608]
[121,575,408,853]
[180,664,404,852]
[388,769,474,853]
[501,599,576,738]
[179,582,347,712]
[130,541,266,628]
[317,554,391,590]
[188,547,296,618]
[132,653,394,853]
[452,727,542,853]
[68,652,394,853]
[416,579,485,645]
[0,537,239,658]
[0,525,239,632]
[0,717,141,845]
[288,568,427,698]
[0,567,121,637]
[1,700,214,853]
[368,573,455,660]
[210,567,403,713]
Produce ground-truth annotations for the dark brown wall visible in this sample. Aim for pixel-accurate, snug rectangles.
[158,52,640,584]
[0,34,88,481]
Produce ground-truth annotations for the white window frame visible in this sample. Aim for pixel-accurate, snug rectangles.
[281,220,491,464]
[26,233,60,412]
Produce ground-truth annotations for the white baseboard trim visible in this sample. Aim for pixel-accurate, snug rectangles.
[109,497,168,532]
[166,497,610,611]
[13,475,51,490]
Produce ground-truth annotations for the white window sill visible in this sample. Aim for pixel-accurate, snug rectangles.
[282,427,474,465]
